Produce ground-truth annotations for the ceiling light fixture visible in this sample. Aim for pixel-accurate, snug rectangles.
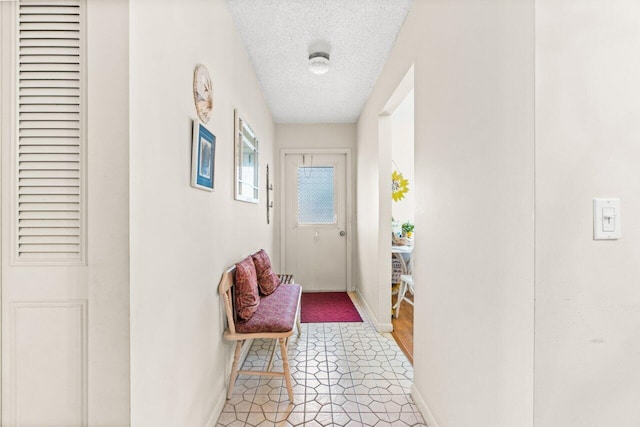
[308,52,330,75]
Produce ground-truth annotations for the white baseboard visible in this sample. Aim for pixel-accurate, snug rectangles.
[206,339,254,426]
[355,288,376,323]
[378,322,393,333]
[411,383,440,427]
[205,389,227,427]
[355,289,393,333]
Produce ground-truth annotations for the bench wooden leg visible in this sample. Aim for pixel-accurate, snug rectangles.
[227,340,244,399]
[266,338,277,372]
[279,337,294,402]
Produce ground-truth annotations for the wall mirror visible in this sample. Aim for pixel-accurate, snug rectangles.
[234,110,259,203]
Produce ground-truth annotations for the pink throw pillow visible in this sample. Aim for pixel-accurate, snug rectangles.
[234,256,260,321]
[251,250,281,296]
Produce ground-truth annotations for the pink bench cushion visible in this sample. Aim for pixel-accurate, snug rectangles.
[234,256,260,322]
[235,283,301,334]
[251,249,281,296]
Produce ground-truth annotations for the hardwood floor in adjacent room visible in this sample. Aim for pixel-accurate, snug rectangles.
[391,293,414,364]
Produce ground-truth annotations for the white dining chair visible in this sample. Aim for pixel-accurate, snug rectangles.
[393,253,414,319]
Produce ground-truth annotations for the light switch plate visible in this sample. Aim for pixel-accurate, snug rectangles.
[593,198,621,240]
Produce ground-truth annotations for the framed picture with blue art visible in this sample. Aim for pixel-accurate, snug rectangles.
[191,120,216,191]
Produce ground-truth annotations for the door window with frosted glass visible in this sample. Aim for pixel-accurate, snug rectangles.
[297,167,335,224]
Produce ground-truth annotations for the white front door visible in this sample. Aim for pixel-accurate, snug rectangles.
[283,152,348,292]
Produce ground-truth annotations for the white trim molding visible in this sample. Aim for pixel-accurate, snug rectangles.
[205,386,228,427]
[356,289,393,333]
[412,383,441,427]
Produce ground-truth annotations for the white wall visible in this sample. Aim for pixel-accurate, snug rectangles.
[534,2,640,426]
[274,124,356,274]
[86,1,130,425]
[356,1,535,426]
[359,1,640,426]
[276,124,356,151]
[391,90,414,226]
[129,0,275,425]
[84,1,640,426]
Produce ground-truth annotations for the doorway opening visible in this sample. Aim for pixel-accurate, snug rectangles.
[378,65,415,363]
[390,89,415,363]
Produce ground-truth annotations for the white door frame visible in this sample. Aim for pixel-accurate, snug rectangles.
[280,148,353,291]
[377,65,414,332]
[0,3,7,416]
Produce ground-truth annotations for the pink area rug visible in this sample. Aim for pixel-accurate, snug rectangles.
[300,292,363,323]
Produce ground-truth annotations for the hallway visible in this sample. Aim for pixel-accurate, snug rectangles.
[1,0,637,425]
[216,295,425,426]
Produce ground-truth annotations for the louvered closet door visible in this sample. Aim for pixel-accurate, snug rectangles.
[18,0,84,261]
[1,1,88,426]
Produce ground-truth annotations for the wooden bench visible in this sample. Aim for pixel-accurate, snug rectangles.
[218,265,301,402]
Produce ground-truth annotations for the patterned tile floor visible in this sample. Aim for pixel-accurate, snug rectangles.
[216,293,427,426]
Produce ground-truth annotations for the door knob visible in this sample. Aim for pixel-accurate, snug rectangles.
[339,230,346,237]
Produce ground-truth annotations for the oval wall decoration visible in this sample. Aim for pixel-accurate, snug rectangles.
[193,64,213,123]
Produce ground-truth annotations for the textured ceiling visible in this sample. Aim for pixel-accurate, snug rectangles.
[226,0,413,124]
